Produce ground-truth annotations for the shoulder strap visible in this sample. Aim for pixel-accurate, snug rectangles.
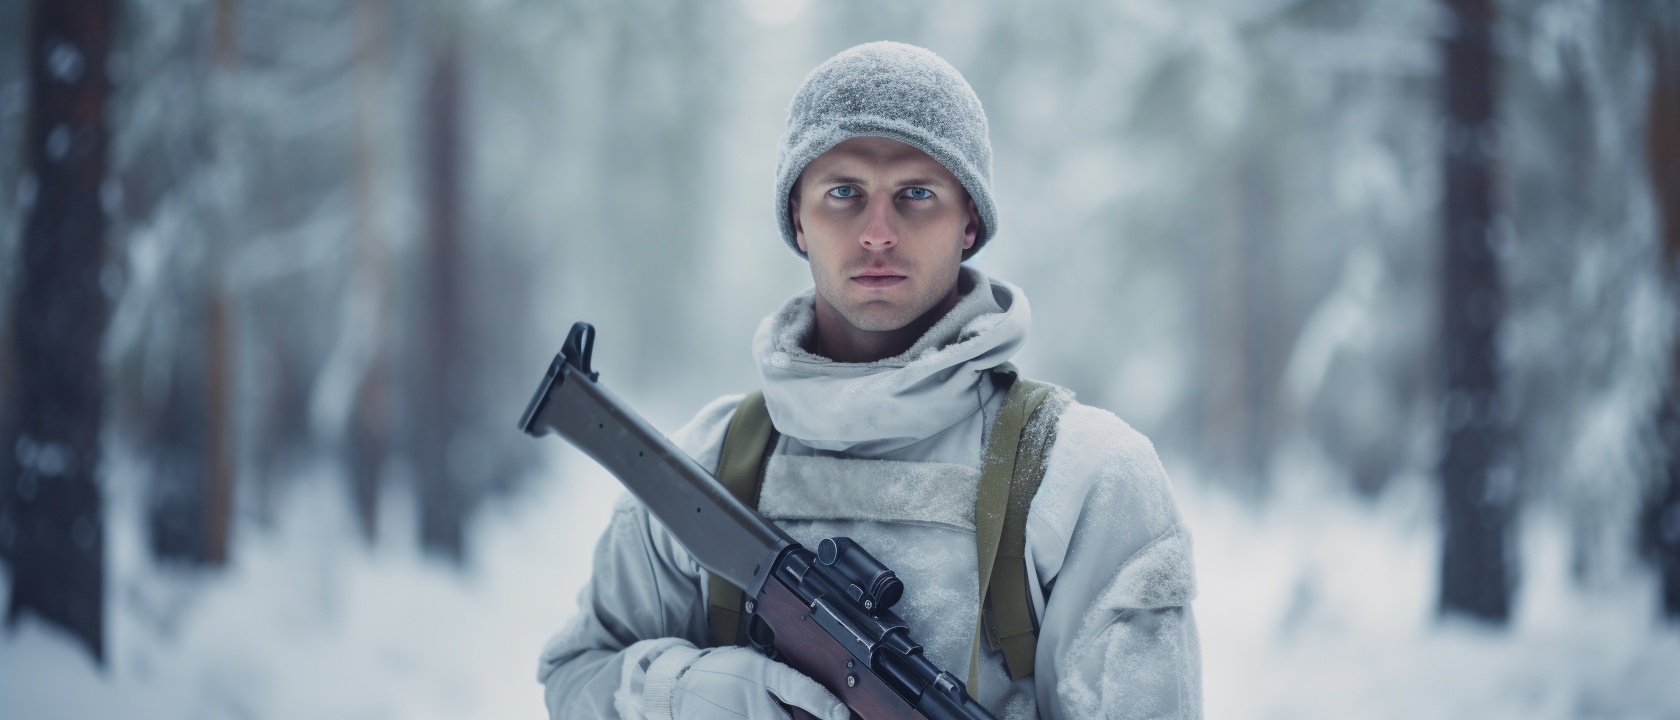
[706,378,1062,693]
[706,391,778,647]
[970,362,1059,696]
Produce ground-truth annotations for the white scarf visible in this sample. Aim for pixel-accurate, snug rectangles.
[752,266,1030,453]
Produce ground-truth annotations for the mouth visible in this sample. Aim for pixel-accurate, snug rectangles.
[852,268,908,289]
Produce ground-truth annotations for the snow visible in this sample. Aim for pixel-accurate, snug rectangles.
[7,450,1679,719]
[754,267,1028,453]
[759,455,980,530]
[0,444,619,720]
[46,41,85,84]
[2,3,1676,715]
[1185,470,1680,720]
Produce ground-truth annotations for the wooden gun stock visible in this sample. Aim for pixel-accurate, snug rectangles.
[758,576,927,720]
[742,544,994,720]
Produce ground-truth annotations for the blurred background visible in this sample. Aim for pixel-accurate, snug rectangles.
[2,0,1679,718]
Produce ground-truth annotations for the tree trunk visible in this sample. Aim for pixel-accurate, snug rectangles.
[1437,0,1513,623]
[1,0,116,662]
[204,0,238,566]
[1641,22,1680,620]
[147,0,237,566]
[347,0,391,542]
[416,29,467,559]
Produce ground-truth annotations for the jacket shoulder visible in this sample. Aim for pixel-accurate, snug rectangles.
[1049,400,1176,512]
[1029,400,1187,574]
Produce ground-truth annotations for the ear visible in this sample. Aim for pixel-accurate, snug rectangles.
[962,197,980,250]
[791,192,808,253]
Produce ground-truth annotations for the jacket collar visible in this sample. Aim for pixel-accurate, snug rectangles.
[752,266,1030,453]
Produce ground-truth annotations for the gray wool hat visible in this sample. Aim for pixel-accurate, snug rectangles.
[775,42,996,260]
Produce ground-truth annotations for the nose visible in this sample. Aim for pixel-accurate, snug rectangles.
[858,196,898,251]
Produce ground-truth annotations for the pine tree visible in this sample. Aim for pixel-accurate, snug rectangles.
[2,0,117,661]
[1437,0,1513,622]
[1641,14,1680,620]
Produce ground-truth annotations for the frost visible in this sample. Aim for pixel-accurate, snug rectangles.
[45,124,69,160]
[754,266,1029,453]
[1,1,1675,718]
[14,434,73,478]
[1,447,624,720]
[47,41,85,83]
[759,455,980,531]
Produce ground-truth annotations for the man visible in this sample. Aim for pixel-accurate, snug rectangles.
[537,41,1201,720]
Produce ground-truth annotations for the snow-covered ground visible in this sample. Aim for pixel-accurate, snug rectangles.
[1183,469,1680,720]
[4,448,1679,719]
[0,442,618,720]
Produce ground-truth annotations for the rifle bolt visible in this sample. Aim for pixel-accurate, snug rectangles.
[846,674,857,688]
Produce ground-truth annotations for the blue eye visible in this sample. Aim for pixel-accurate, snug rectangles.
[904,187,932,200]
[829,186,858,198]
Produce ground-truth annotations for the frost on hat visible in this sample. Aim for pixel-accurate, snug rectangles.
[775,41,997,260]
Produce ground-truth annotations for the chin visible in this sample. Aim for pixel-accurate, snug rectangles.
[840,304,920,333]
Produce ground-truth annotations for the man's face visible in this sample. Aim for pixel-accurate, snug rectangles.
[792,136,980,333]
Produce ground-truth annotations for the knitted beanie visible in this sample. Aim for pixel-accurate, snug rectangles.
[775,42,996,260]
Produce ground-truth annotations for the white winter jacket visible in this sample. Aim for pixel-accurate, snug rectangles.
[537,267,1202,719]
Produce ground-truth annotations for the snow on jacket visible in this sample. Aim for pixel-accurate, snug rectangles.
[537,267,1202,720]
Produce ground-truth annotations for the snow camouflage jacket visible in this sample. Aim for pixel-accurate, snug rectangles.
[537,267,1202,720]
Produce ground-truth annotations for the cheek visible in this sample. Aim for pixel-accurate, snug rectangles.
[912,204,972,253]
[806,203,854,233]
[802,207,867,255]
[804,240,842,285]
[797,203,827,247]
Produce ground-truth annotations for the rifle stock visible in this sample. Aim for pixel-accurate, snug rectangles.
[757,573,923,719]
[522,323,995,720]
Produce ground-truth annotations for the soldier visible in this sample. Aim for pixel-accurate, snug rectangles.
[538,41,1201,720]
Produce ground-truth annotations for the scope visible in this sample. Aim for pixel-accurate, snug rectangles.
[817,537,904,613]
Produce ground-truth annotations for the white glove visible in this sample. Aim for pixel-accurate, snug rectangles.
[617,639,848,720]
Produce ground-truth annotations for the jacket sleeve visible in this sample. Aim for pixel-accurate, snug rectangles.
[1029,404,1202,720]
[535,395,743,719]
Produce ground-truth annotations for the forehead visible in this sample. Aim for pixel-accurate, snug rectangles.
[802,136,956,183]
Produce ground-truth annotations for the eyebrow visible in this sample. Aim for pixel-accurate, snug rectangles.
[893,177,945,188]
[813,174,868,187]
[812,174,950,188]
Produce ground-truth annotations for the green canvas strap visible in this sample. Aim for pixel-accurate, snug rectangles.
[705,391,777,647]
[987,373,1056,682]
[704,373,1060,701]
[969,362,1055,697]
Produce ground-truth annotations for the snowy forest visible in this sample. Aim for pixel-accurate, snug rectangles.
[3,0,1680,717]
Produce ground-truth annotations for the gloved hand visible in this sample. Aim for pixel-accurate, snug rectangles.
[618,639,848,720]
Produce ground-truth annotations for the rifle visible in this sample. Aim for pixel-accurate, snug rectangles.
[521,322,996,720]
